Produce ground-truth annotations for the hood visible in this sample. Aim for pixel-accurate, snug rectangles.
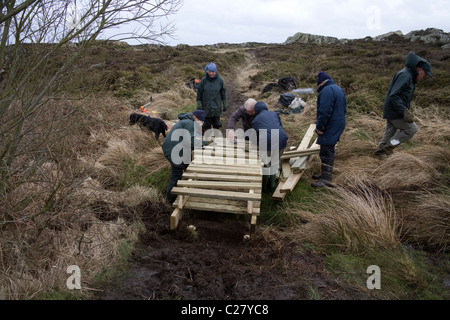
[405,51,431,74]
[177,112,194,121]
[254,102,268,115]
[205,62,218,79]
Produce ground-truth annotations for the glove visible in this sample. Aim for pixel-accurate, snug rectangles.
[403,109,415,123]
[196,100,202,109]
[222,100,228,112]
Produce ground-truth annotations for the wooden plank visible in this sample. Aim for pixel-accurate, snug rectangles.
[272,181,287,200]
[182,201,260,215]
[178,195,189,209]
[171,187,261,202]
[247,189,254,214]
[280,172,304,193]
[280,148,320,160]
[176,180,262,191]
[186,166,262,176]
[272,124,317,201]
[170,208,184,230]
[176,196,261,208]
[182,172,262,182]
[192,156,263,167]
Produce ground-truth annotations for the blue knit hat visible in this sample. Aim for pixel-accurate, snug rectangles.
[317,71,331,85]
[205,63,217,73]
[192,110,206,122]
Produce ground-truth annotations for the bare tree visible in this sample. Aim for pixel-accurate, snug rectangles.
[0,0,182,194]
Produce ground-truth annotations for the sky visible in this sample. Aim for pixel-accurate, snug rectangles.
[162,0,450,46]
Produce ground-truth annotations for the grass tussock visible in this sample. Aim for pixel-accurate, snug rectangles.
[371,153,440,191]
[290,179,400,255]
[403,191,450,252]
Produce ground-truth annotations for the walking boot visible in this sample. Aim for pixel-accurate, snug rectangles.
[374,145,395,157]
[312,173,322,180]
[311,164,333,188]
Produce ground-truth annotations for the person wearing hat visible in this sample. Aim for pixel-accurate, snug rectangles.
[196,62,228,134]
[162,110,206,203]
[311,71,347,188]
[374,51,432,156]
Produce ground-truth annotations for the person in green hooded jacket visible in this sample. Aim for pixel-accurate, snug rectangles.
[196,62,227,134]
[162,110,206,203]
[374,51,432,156]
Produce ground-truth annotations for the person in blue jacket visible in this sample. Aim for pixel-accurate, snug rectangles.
[312,72,347,188]
[252,101,288,193]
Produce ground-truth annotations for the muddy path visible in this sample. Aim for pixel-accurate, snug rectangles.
[95,52,375,301]
[96,202,372,300]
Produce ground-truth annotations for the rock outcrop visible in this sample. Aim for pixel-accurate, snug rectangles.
[284,32,345,45]
[284,28,449,47]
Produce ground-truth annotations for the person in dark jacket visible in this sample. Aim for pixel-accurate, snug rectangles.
[196,62,227,134]
[252,101,288,193]
[162,110,205,203]
[226,98,257,142]
[312,72,347,188]
[374,51,432,156]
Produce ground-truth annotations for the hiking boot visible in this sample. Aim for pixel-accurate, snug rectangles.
[311,179,333,188]
[374,145,395,157]
[312,173,322,180]
[311,164,333,188]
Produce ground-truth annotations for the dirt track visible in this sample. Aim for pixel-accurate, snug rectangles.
[95,59,375,300]
[96,201,374,300]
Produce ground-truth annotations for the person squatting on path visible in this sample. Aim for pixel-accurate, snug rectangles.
[374,51,432,156]
[312,71,347,188]
[252,101,288,193]
[226,98,257,142]
[162,110,206,204]
[196,62,228,135]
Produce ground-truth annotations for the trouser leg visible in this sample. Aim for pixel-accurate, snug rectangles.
[319,145,335,181]
[312,145,335,188]
[378,120,398,149]
[166,162,186,204]
[388,119,418,145]
[211,116,222,129]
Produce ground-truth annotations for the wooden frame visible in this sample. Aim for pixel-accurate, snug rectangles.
[272,124,319,200]
[170,137,263,231]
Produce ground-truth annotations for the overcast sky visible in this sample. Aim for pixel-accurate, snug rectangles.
[163,0,450,46]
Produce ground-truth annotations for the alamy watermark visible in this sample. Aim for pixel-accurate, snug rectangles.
[366,5,382,31]
[66,265,81,290]
[366,265,381,290]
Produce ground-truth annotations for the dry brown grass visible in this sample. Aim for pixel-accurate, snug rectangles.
[402,191,450,252]
[371,153,440,191]
[289,178,400,255]
[0,94,171,299]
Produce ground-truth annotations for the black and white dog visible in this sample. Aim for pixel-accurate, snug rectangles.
[129,113,168,140]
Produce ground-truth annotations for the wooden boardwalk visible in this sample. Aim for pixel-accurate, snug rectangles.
[170,137,263,231]
[169,125,319,230]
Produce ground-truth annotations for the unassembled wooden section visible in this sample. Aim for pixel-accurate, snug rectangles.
[170,137,263,230]
[273,124,319,201]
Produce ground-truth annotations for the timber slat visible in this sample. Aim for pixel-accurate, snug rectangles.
[171,187,261,202]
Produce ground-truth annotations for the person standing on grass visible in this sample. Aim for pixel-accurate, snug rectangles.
[311,71,347,188]
[162,110,206,204]
[374,51,432,157]
[196,62,228,134]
